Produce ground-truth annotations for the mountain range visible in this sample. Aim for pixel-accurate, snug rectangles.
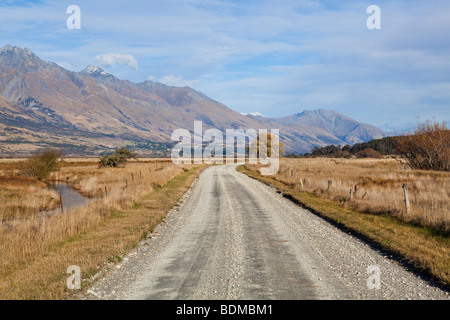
[0,45,386,156]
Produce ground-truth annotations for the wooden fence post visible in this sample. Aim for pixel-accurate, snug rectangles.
[131,172,134,182]
[349,189,353,201]
[105,186,108,197]
[328,180,332,192]
[402,183,410,215]
[59,195,64,213]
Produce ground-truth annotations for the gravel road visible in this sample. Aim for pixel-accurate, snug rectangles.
[82,165,449,300]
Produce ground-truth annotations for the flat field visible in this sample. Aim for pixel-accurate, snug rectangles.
[0,157,202,299]
[247,158,450,233]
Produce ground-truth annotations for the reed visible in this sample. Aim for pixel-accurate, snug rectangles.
[0,159,191,273]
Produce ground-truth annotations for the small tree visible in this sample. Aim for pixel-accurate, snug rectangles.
[333,149,352,158]
[396,121,449,171]
[99,147,137,168]
[20,148,62,181]
[355,148,383,159]
[247,132,285,158]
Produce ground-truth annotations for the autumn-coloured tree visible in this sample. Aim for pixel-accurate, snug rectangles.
[333,149,352,158]
[396,121,449,171]
[355,148,383,159]
[250,132,285,158]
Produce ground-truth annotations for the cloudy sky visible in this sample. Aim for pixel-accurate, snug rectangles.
[1,0,449,131]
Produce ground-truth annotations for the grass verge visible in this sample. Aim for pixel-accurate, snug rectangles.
[238,165,450,291]
[0,165,205,300]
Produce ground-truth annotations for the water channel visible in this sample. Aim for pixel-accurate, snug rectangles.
[45,182,90,214]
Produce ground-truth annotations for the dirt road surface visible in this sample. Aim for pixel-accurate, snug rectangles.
[83,165,449,300]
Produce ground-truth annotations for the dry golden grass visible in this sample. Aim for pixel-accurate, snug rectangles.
[0,175,60,220]
[247,158,449,233]
[0,158,204,299]
[0,163,205,299]
[0,159,176,221]
[239,163,450,288]
[51,159,176,197]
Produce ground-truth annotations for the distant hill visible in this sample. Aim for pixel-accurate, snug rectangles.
[0,45,386,156]
[273,109,386,145]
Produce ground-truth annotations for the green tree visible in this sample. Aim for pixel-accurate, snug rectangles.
[99,147,138,168]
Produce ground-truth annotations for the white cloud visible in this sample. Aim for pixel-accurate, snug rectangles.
[242,112,265,117]
[158,75,198,87]
[3,0,450,131]
[94,53,138,70]
[56,62,74,71]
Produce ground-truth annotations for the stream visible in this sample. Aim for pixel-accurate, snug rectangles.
[45,182,90,214]
[1,182,91,229]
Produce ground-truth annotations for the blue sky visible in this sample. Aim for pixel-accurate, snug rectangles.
[1,0,449,131]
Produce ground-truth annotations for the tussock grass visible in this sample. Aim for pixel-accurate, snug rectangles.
[239,162,450,289]
[0,158,204,299]
[247,158,449,233]
[0,176,60,220]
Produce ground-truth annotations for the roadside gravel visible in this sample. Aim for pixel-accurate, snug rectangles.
[81,165,449,300]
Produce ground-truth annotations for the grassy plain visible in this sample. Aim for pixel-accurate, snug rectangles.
[0,158,204,299]
[241,158,450,289]
[251,158,449,232]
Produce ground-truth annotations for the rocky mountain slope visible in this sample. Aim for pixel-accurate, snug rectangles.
[274,109,386,146]
[0,45,386,156]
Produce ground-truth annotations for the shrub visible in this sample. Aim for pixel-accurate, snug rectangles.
[20,148,62,181]
[333,149,352,158]
[396,121,449,171]
[355,148,383,159]
[99,147,137,168]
